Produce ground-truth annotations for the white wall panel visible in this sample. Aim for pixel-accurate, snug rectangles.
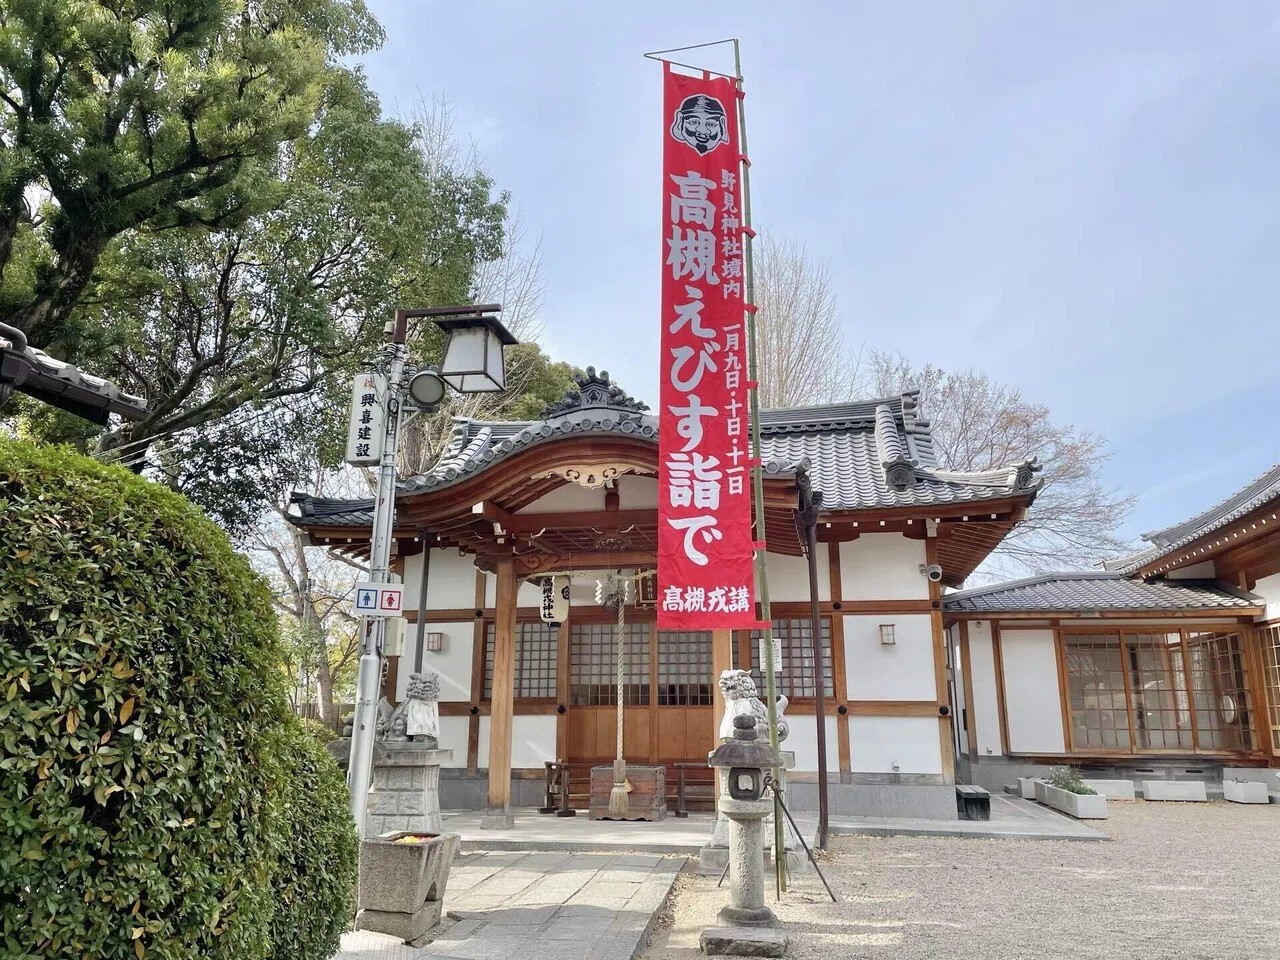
[849,717,942,774]
[510,715,557,769]
[999,629,1065,754]
[398,622,474,703]
[839,534,929,600]
[967,620,1004,757]
[402,549,478,612]
[844,614,936,701]
[783,716,839,773]
[1254,572,1280,621]
[767,546,830,603]
[437,716,469,768]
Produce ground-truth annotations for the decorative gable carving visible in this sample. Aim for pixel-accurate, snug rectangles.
[539,366,650,419]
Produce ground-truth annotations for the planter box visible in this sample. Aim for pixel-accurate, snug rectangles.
[357,832,459,916]
[1041,783,1107,820]
[1016,777,1039,800]
[1142,780,1208,802]
[1033,779,1050,804]
[1083,779,1136,801]
[1224,779,1269,804]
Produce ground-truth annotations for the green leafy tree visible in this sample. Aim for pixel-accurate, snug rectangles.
[0,0,383,353]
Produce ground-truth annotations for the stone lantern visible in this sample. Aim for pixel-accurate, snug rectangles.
[706,713,780,929]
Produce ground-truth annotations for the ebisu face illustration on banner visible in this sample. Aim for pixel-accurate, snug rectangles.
[670,94,730,156]
[658,65,755,630]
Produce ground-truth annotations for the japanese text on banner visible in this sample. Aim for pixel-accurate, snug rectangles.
[657,66,755,630]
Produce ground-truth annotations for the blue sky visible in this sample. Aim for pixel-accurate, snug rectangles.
[359,1,1280,547]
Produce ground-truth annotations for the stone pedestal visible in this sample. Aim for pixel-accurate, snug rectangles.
[701,751,804,875]
[719,809,777,928]
[356,831,459,944]
[364,743,453,839]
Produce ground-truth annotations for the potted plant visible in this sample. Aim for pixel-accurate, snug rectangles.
[1038,767,1107,820]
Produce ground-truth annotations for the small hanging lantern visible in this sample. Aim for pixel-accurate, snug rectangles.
[436,312,517,392]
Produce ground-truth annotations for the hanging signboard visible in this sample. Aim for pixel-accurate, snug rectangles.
[657,63,756,630]
[540,576,570,623]
[344,372,386,466]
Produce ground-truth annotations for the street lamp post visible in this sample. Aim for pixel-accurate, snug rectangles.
[347,305,516,836]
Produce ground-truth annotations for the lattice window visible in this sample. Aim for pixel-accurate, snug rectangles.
[1125,633,1193,750]
[1262,624,1280,754]
[1185,629,1253,751]
[569,622,650,706]
[747,618,834,699]
[657,631,713,705]
[483,622,558,700]
[1064,633,1131,750]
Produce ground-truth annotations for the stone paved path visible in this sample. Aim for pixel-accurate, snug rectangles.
[335,851,682,960]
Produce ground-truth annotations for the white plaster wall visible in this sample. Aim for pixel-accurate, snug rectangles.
[839,534,929,601]
[1253,572,1280,621]
[397,622,474,703]
[477,715,558,771]
[766,546,830,603]
[999,629,1066,754]
[437,715,469,769]
[480,570,547,608]
[1167,560,1216,580]
[618,474,658,510]
[783,716,840,773]
[849,717,942,775]
[520,484,605,513]
[402,549,479,612]
[967,621,1004,758]
[844,614,936,701]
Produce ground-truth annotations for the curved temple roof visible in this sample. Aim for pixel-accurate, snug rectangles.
[290,367,1041,527]
[1104,461,1280,575]
[944,571,1261,614]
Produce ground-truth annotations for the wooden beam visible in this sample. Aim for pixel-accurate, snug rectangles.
[828,542,851,775]
[926,537,955,784]
[486,560,517,820]
[991,621,1011,756]
[557,617,571,762]
[1052,621,1073,753]
[846,700,941,717]
[712,629,733,748]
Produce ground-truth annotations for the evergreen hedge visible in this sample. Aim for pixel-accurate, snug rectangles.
[0,439,355,959]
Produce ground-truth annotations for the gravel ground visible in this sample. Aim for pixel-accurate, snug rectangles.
[641,802,1280,960]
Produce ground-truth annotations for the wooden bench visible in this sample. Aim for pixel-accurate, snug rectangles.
[956,784,990,821]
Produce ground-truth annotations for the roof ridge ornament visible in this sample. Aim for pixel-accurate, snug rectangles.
[539,366,650,419]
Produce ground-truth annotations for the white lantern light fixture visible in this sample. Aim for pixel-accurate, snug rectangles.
[435,312,517,393]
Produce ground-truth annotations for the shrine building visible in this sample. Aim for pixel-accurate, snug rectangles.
[290,368,1042,821]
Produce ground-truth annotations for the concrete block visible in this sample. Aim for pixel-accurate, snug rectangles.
[1084,779,1136,800]
[1142,780,1208,802]
[1015,777,1039,800]
[1224,779,1269,804]
[354,899,442,943]
[700,925,790,957]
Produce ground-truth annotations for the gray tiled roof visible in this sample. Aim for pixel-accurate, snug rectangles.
[1103,461,1280,574]
[944,572,1260,613]
[290,368,1040,526]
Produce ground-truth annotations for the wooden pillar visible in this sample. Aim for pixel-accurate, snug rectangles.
[828,540,852,775]
[711,628,733,744]
[482,559,517,828]
[926,536,955,784]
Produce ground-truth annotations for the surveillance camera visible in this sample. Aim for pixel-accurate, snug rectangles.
[919,563,943,582]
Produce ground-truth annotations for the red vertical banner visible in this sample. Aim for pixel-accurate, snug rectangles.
[657,65,755,630]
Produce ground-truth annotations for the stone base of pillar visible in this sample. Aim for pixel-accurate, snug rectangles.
[356,900,443,943]
[716,904,779,928]
[700,925,790,957]
[479,808,514,830]
[363,743,452,839]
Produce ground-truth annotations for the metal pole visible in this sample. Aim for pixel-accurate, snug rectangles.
[733,38,786,896]
[347,310,410,836]
[798,470,829,848]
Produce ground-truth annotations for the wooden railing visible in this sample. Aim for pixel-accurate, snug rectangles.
[538,761,716,817]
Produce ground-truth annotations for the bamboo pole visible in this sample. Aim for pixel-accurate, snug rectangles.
[734,38,787,897]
